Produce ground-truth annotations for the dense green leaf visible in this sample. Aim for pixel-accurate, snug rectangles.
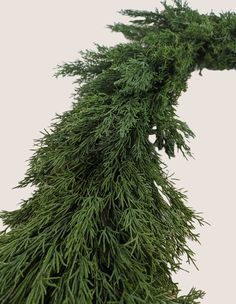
[0,0,235,303]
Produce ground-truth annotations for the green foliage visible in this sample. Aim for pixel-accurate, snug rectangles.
[1,0,235,303]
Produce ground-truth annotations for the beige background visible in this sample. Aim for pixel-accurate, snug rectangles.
[0,1,235,303]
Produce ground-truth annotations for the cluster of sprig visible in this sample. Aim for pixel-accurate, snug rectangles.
[0,0,235,303]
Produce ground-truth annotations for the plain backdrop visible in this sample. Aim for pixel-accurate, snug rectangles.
[0,1,235,303]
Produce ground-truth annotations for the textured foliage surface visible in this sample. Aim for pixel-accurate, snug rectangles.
[0,1,235,303]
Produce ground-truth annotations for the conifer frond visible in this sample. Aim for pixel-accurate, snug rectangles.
[1,0,236,303]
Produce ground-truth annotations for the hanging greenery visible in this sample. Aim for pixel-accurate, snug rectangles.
[0,1,235,303]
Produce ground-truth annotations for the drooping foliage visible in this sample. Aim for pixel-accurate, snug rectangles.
[0,1,235,303]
